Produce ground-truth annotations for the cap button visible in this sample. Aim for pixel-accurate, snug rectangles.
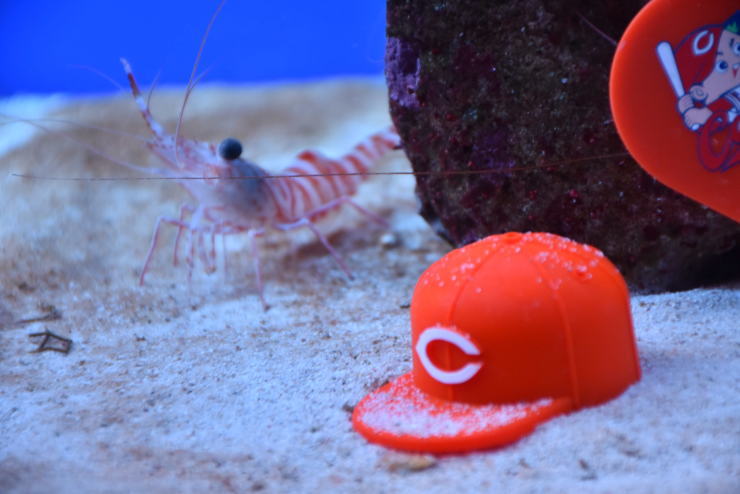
[501,232,523,244]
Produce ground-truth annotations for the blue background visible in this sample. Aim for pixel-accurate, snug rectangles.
[0,0,387,96]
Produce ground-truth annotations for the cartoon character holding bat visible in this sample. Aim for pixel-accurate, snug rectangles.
[656,11,739,172]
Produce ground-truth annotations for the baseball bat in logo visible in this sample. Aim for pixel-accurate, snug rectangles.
[657,41,688,98]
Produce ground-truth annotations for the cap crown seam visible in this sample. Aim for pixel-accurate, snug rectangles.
[526,254,581,408]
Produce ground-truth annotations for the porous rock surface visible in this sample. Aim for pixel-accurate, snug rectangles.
[386,0,740,292]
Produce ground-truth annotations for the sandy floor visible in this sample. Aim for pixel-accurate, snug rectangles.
[0,81,738,493]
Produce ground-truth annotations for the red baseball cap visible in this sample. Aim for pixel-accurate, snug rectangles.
[353,232,641,453]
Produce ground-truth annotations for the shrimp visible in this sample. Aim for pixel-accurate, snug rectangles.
[120,58,401,309]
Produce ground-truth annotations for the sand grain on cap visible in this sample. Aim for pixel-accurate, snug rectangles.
[356,374,554,438]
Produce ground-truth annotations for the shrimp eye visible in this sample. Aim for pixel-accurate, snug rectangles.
[734,43,740,56]
[218,137,243,161]
[715,60,729,72]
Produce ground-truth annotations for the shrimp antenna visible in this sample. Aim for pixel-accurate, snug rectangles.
[577,13,617,47]
[6,117,171,177]
[11,152,631,182]
[146,69,163,110]
[71,63,163,117]
[69,64,128,92]
[174,0,228,165]
[0,114,149,143]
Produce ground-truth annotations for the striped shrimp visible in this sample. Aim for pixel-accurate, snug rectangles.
[120,59,400,308]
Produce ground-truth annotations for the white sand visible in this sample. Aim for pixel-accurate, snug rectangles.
[0,82,738,493]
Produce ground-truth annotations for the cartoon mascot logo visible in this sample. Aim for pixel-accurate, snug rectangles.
[657,10,740,172]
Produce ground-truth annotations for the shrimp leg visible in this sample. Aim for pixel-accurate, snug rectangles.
[247,229,268,310]
[274,218,353,279]
[140,216,193,285]
[183,206,206,279]
[173,203,197,266]
[303,196,389,228]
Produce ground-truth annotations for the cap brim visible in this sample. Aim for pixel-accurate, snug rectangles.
[352,372,573,453]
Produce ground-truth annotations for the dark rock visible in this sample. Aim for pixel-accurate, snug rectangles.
[386,0,740,292]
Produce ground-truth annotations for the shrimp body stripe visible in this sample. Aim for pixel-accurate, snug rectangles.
[298,152,349,198]
[290,159,346,200]
[303,154,356,200]
[265,128,399,223]
[357,142,378,161]
[289,176,319,220]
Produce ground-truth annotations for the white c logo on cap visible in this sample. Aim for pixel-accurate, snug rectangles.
[415,326,483,385]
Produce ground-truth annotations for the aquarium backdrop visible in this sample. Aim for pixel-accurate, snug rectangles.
[0,0,387,96]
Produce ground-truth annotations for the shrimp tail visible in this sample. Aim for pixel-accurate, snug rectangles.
[350,126,401,172]
[333,125,401,186]
[266,127,401,223]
